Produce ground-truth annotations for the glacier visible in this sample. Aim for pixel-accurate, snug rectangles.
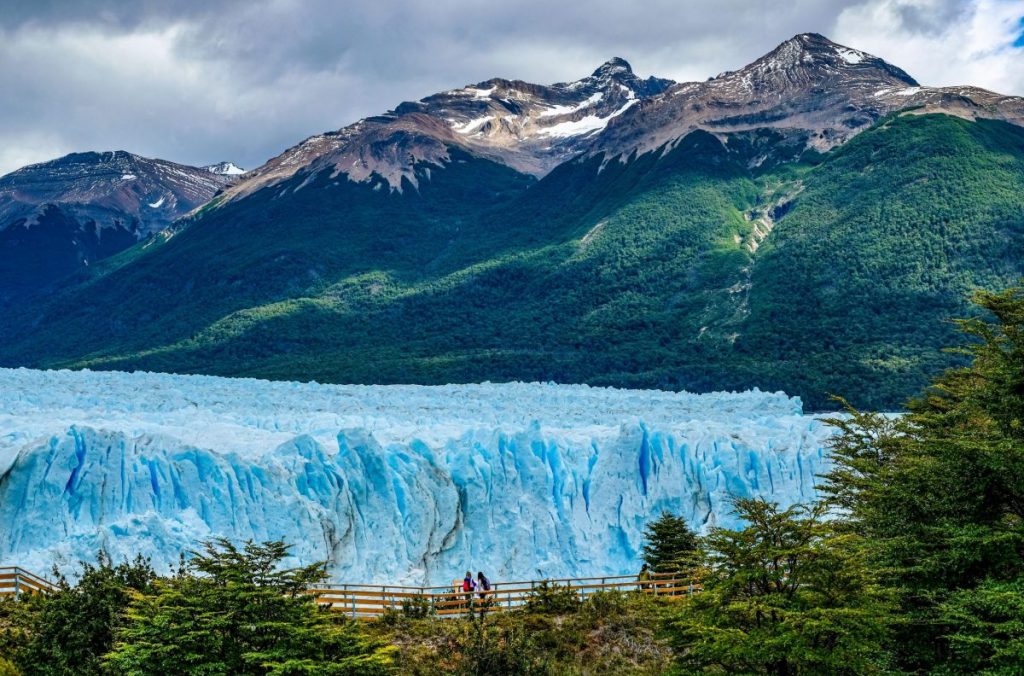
[0,368,836,585]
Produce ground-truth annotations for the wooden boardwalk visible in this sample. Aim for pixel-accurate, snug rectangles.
[0,566,698,619]
[0,567,56,596]
[310,572,699,619]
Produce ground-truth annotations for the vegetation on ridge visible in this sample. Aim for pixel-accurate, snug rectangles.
[2,115,1021,409]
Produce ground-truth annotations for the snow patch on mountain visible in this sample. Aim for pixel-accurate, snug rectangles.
[205,161,246,176]
[0,368,835,584]
[539,100,638,138]
[539,92,605,118]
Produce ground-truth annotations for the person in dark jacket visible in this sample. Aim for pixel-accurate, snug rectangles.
[638,563,652,591]
[476,571,491,600]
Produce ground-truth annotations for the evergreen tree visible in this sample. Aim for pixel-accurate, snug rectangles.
[668,498,893,675]
[105,539,393,675]
[14,554,156,676]
[640,511,698,573]
[822,286,1024,672]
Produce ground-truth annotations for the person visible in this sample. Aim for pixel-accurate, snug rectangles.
[638,563,652,591]
[462,570,476,594]
[476,571,491,600]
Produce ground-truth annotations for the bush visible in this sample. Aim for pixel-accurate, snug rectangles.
[401,595,434,619]
[457,618,549,676]
[523,581,580,615]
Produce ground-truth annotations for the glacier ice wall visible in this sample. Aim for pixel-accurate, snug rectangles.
[0,368,835,584]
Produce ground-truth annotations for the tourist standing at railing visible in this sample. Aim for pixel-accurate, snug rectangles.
[638,563,652,591]
[462,570,475,605]
[476,571,491,600]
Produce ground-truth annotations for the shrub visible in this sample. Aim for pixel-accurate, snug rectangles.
[523,581,580,615]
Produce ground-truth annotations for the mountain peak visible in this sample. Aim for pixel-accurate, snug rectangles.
[592,57,633,77]
[755,32,919,86]
[204,161,246,176]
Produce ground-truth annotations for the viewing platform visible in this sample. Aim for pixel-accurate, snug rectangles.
[0,566,698,619]
[0,567,56,596]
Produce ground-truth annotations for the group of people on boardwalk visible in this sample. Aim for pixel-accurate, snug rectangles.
[460,570,491,599]
[452,571,493,615]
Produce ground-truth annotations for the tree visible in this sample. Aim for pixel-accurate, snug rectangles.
[640,511,698,573]
[668,498,893,675]
[105,539,393,675]
[12,554,156,676]
[822,286,1024,672]
[0,595,41,670]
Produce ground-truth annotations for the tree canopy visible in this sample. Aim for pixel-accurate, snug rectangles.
[105,539,393,676]
[641,511,699,573]
[822,286,1024,673]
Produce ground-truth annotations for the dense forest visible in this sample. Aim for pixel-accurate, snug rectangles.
[2,114,1023,410]
[2,286,1021,674]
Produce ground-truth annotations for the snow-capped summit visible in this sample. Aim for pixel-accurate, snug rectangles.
[722,32,918,88]
[215,59,675,200]
[202,33,1023,206]
[585,32,1023,161]
[204,161,246,176]
[593,56,632,75]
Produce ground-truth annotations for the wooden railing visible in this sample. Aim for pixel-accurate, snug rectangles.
[309,572,700,619]
[0,566,698,620]
[0,567,57,597]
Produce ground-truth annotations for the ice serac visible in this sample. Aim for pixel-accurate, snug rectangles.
[0,369,834,584]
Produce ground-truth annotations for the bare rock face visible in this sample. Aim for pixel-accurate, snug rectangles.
[586,33,1024,160]
[0,151,240,299]
[218,58,675,200]
[0,151,239,238]
[220,33,1023,206]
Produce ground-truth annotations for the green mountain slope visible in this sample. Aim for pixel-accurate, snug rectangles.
[2,114,1022,410]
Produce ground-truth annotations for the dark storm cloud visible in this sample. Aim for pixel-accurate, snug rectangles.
[0,0,1020,175]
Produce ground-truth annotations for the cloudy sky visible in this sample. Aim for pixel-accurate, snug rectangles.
[0,0,1022,175]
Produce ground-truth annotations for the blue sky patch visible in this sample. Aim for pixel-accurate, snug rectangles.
[1015,17,1024,47]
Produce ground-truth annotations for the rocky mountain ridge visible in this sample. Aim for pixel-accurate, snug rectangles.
[0,150,238,238]
[586,33,1024,161]
[212,33,1023,205]
[0,151,240,300]
[214,57,675,200]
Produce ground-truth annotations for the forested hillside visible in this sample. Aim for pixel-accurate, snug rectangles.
[2,114,1022,409]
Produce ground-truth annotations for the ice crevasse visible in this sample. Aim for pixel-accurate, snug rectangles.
[0,368,835,584]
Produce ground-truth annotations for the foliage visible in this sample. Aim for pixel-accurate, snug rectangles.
[0,554,156,676]
[400,595,435,620]
[456,618,549,676]
[668,498,893,675]
[0,596,40,670]
[524,581,581,615]
[640,511,698,573]
[4,116,1022,410]
[374,591,672,676]
[938,577,1024,675]
[0,657,19,676]
[821,285,1024,672]
[105,539,393,675]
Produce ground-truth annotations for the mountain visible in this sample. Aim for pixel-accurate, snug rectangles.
[216,57,672,202]
[587,33,1024,160]
[204,161,247,176]
[1,34,1022,410]
[0,151,239,301]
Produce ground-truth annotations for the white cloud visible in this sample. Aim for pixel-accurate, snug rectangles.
[833,0,1024,93]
